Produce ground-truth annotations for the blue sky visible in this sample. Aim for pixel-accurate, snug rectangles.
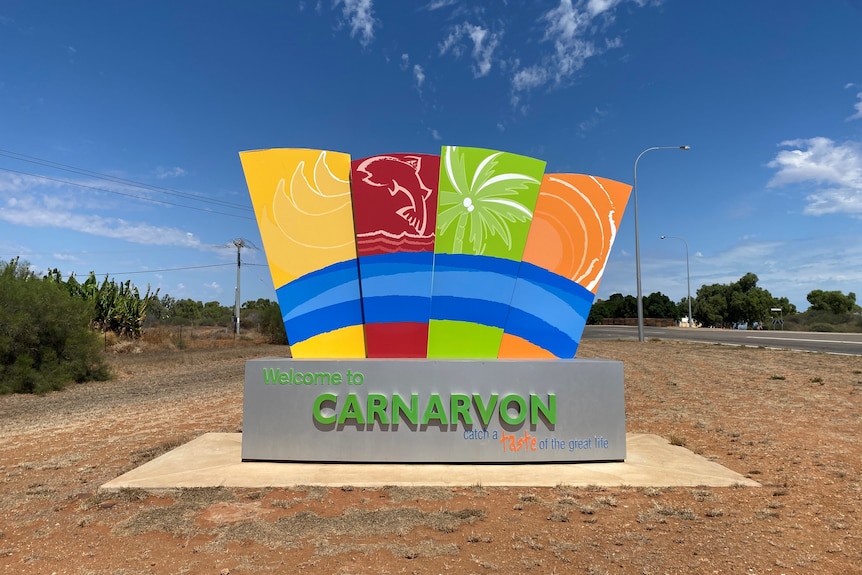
[2,0,861,312]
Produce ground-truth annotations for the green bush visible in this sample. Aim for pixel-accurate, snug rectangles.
[242,298,288,345]
[0,259,109,395]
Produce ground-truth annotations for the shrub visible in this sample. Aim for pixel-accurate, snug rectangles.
[0,259,109,394]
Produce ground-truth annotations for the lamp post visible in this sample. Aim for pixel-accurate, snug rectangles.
[660,235,693,328]
[634,145,690,342]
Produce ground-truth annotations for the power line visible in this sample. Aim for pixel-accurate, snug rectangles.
[97,263,233,275]
[95,262,267,275]
[0,148,253,212]
[0,166,255,220]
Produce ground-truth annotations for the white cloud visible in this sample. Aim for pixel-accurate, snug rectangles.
[335,0,377,46]
[578,106,609,134]
[512,66,548,92]
[426,0,457,9]
[511,0,626,97]
[400,53,410,69]
[205,281,221,291]
[767,137,862,216]
[848,91,862,121]
[154,166,187,179]
[413,64,425,88]
[430,128,442,141]
[439,23,501,78]
[0,205,204,246]
[586,0,622,17]
[468,25,499,77]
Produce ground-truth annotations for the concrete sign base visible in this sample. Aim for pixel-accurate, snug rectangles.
[242,358,625,463]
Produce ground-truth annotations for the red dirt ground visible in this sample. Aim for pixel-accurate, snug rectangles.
[1,339,860,574]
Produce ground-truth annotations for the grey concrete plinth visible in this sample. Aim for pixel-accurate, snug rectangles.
[242,358,626,463]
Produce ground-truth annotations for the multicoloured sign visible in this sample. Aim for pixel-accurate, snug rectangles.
[239,147,631,359]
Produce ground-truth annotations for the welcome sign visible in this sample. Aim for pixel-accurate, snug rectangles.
[239,146,631,463]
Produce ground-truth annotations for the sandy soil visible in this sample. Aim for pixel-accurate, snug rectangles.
[0,338,860,574]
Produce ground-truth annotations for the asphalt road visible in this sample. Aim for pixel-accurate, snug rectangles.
[582,325,862,356]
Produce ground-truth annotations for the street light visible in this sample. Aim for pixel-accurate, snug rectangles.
[634,145,690,342]
[660,235,693,329]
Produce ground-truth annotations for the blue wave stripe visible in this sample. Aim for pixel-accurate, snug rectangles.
[274,260,364,345]
[357,252,434,324]
[503,263,595,356]
[429,296,511,329]
[431,271,517,304]
[429,254,522,330]
[278,260,362,320]
[507,265,594,329]
[362,295,433,324]
[505,307,579,357]
[516,262,594,305]
[433,252,521,276]
[358,251,433,272]
[282,279,362,322]
[507,279,588,334]
[277,297,364,345]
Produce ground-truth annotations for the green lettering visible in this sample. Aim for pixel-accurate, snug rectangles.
[450,394,472,426]
[262,367,280,384]
[391,393,419,425]
[314,372,330,385]
[499,394,526,426]
[337,393,365,424]
[473,394,498,427]
[530,393,556,425]
[331,372,342,385]
[366,393,389,426]
[422,393,448,425]
[313,393,337,424]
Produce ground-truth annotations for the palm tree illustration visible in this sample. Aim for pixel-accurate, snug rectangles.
[437,147,539,256]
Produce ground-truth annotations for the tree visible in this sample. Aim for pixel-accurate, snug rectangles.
[146,294,177,323]
[1,259,109,394]
[242,299,288,344]
[693,273,789,328]
[172,299,203,325]
[770,297,797,315]
[694,283,729,328]
[201,301,232,326]
[806,290,858,315]
[643,291,678,320]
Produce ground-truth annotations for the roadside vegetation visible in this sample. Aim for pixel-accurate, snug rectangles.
[0,258,109,394]
[589,272,861,332]
[0,258,287,395]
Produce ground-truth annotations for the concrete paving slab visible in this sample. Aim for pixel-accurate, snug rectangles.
[101,433,759,490]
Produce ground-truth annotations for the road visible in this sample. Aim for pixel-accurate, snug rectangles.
[582,325,862,356]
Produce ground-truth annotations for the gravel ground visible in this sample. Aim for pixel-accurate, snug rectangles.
[1,339,860,574]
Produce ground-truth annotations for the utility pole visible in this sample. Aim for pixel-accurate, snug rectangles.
[232,238,246,336]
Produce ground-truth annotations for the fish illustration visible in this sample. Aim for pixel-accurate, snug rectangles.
[355,155,433,236]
